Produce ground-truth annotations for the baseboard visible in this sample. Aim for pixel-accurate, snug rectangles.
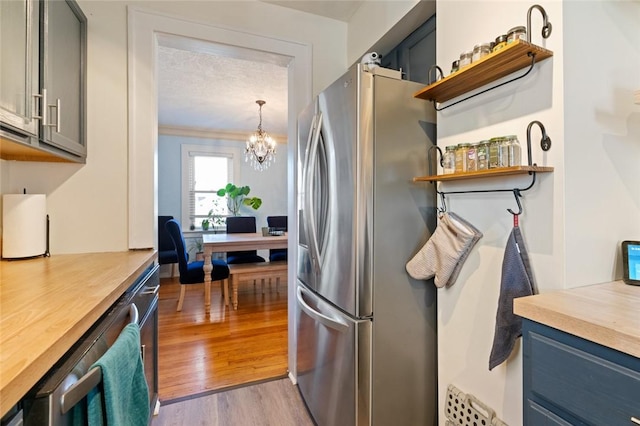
[288,370,297,385]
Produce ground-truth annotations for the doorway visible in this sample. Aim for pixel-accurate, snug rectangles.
[155,33,289,402]
[128,7,311,401]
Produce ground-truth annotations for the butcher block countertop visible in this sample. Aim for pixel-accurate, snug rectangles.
[514,280,640,359]
[0,250,156,417]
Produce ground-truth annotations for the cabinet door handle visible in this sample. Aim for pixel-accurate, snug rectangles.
[32,90,45,124]
[142,284,160,295]
[631,417,640,425]
[47,98,61,133]
[31,93,46,120]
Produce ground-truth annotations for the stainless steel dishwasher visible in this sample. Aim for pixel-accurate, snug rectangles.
[20,263,160,425]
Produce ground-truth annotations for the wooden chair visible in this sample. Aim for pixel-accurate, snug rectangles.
[165,219,230,311]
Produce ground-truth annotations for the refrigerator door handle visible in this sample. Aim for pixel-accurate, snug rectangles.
[297,286,349,333]
[300,113,316,252]
[303,112,323,274]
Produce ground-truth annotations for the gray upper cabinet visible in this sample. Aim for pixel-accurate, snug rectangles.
[381,15,436,85]
[0,0,40,136]
[41,0,86,157]
[0,0,86,163]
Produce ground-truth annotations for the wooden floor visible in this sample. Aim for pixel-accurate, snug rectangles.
[151,377,313,426]
[157,275,289,403]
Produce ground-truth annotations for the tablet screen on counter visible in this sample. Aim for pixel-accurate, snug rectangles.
[622,240,640,286]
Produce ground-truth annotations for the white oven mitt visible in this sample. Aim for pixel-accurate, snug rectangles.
[406,212,482,288]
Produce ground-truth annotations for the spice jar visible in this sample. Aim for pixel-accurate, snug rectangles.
[493,35,507,53]
[459,51,472,69]
[498,137,511,168]
[443,145,456,174]
[451,60,460,74]
[507,26,527,44]
[467,143,478,172]
[476,140,489,170]
[488,137,501,168]
[455,143,470,173]
[506,135,522,166]
[472,43,492,62]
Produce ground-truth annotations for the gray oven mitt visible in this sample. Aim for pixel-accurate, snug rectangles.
[406,212,482,288]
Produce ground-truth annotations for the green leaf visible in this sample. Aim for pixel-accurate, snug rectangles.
[243,197,262,210]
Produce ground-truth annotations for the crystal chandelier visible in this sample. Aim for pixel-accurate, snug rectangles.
[245,100,276,171]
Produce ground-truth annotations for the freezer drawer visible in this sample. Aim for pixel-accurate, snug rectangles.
[296,283,371,426]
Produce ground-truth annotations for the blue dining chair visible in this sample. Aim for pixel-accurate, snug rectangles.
[158,215,178,276]
[266,215,287,262]
[165,219,230,311]
[225,216,266,264]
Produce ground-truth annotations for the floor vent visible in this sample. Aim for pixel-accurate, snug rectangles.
[444,384,508,426]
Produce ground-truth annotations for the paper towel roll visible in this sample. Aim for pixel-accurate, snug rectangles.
[2,194,47,258]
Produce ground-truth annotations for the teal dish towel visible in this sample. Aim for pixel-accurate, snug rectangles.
[88,322,149,426]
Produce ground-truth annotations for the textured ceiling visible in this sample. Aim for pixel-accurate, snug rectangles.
[157,2,363,138]
[157,45,288,136]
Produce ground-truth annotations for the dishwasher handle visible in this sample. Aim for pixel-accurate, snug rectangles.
[59,303,139,414]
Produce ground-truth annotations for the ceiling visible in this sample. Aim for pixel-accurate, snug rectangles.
[157,1,363,140]
[261,1,363,22]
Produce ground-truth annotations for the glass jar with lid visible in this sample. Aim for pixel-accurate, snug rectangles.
[506,135,522,166]
[472,43,492,62]
[467,143,478,172]
[476,140,489,170]
[451,60,460,74]
[493,35,508,53]
[455,143,470,173]
[459,51,473,69]
[507,26,527,44]
[443,145,456,174]
[488,137,501,168]
[498,137,511,168]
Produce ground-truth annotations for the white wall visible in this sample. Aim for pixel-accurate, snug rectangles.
[436,1,639,425]
[563,1,640,287]
[0,0,347,254]
[347,0,421,64]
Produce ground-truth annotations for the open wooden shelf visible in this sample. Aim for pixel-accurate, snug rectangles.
[413,40,553,104]
[413,165,554,183]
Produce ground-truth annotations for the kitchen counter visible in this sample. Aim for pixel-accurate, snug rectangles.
[0,250,156,417]
[514,280,640,359]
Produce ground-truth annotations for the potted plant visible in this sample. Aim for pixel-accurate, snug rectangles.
[189,238,205,261]
[216,183,262,216]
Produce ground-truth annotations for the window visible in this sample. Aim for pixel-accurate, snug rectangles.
[181,145,236,230]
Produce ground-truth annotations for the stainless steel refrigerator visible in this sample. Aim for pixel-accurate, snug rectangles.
[296,64,438,426]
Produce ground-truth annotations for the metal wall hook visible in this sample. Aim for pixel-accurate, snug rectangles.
[527,120,552,153]
[507,189,523,216]
[428,65,444,85]
[527,4,553,43]
[438,191,448,213]
[427,145,444,182]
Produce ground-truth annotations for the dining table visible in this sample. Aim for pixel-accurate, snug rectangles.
[201,232,288,312]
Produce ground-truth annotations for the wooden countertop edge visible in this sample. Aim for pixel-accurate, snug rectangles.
[514,281,640,359]
[0,250,156,417]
